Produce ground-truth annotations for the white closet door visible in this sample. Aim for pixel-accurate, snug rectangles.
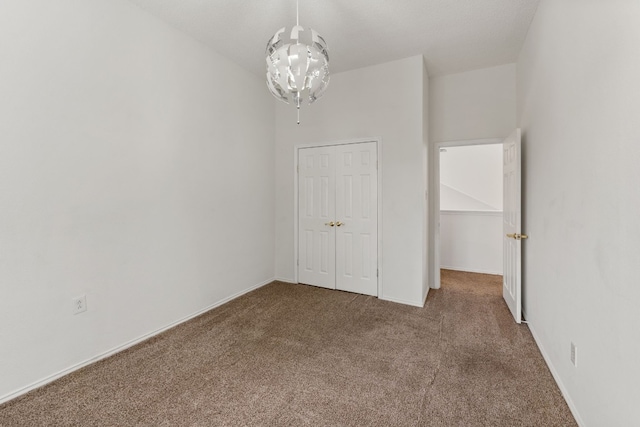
[335,142,378,296]
[298,146,336,289]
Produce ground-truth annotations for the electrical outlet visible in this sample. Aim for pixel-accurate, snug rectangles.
[72,295,87,315]
[570,342,577,367]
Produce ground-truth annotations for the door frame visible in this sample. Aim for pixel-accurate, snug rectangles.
[431,137,502,289]
[294,138,383,297]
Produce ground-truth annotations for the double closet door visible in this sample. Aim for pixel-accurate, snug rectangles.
[298,142,378,296]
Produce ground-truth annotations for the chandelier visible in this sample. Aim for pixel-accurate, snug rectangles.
[265,0,330,124]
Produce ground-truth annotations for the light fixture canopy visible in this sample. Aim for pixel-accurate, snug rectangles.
[265,0,330,124]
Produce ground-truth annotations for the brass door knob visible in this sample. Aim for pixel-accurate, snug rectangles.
[506,233,528,240]
[336,221,344,227]
[325,222,335,227]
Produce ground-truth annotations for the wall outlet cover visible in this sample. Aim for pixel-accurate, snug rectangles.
[72,295,87,315]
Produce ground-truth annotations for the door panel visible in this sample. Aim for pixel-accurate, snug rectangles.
[298,146,336,289]
[503,129,522,323]
[335,143,378,296]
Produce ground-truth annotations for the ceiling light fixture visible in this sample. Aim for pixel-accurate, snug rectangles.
[265,0,330,124]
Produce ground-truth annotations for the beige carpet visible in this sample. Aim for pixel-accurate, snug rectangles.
[0,270,576,426]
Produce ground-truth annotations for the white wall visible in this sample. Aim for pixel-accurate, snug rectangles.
[440,211,502,275]
[0,0,275,402]
[274,56,429,306]
[517,1,640,425]
[422,60,430,301]
[430,64,516,143]
[440,144,503,210]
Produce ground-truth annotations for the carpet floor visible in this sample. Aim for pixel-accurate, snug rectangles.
[0,270,576,426]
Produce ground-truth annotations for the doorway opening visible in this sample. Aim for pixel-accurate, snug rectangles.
[433,138,503,289]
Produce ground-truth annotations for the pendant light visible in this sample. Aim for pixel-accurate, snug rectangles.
[265,0,330,124]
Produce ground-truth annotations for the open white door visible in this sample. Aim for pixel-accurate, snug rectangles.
[503,129,526,323]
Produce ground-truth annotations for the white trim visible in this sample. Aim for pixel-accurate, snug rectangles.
[526,319,586,427]
[437,137,503,148]
[440,210,503,216]
[432,137,503,290]
[0,278,274,405]
[293,137,383,298]
[431,140,440,289]
[440,266,503,276]
[379,295,425,308]
[274,277,296,283]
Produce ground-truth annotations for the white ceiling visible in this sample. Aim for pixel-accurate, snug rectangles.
[128,0,540,77]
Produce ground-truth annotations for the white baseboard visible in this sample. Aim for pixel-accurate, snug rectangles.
[525,318,585,427]
[0,278,274,405]
[274,277,295,284]
[283,280,426,308]
[440,265,503,276]
[379,295,425,308]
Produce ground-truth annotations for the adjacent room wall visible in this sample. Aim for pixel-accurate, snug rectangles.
[439,144,503,275]
[274,56,428,307]
[517,1,640,425]
[440,144,503,210]
[0,0,275,402]
[439,211,503,275]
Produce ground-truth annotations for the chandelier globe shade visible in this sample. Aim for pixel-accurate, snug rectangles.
[265,2,330,124]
